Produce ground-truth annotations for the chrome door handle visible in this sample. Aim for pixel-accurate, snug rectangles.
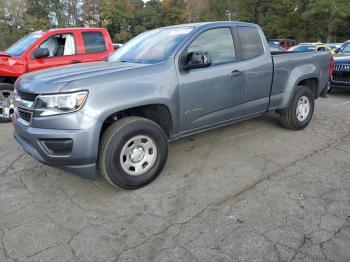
[230,70,242,77]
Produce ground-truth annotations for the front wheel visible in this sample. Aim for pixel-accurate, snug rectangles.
[98,117,168,189]
[0,83,14,123]
[279,86,315,130]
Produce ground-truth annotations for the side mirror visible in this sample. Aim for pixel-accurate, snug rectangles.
[334,47,340,54]
[182,51,211,71]
[33,48,50,59]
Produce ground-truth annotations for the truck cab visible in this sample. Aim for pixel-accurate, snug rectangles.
[0,28,114,122]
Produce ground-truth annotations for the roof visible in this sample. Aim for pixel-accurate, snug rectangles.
[34,27,106,34]
[298,43,325,46]
[162,21,257,29]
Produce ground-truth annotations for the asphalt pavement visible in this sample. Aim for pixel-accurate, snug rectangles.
[0,90,349,262]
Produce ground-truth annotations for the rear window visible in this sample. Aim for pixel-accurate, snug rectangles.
[291,45,316,52]
[82,31,106,53]
[237,27,264,60]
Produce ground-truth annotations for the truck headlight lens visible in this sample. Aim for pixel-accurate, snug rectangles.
[34,91,88,117]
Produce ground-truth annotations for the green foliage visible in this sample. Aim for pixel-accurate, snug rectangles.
[0,0,350,50]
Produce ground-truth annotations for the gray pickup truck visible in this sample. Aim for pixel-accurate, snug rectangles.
[13,22,332,189]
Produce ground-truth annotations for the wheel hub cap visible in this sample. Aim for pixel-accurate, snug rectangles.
[120,135,157,176]
[0,90,14,119]
[296,96,310,122]
[129,147,145,163]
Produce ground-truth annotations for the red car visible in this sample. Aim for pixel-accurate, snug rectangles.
[268,39,298,50]
[0,27,115,122]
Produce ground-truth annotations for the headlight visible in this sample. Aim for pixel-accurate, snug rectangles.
[34,91,88,117]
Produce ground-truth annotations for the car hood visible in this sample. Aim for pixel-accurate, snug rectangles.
[17,61,147,94]
[334,54,350,61]
[0,52,10,57]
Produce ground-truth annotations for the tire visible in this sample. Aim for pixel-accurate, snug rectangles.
[98,116,168,189]
[0,83,14,123]
[279,86,315,130]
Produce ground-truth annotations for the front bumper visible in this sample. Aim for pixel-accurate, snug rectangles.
[330,81,350,89]
[13,112,102,180]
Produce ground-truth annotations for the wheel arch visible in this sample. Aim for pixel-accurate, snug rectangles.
[100,104,174,141]
[0,76,17,85]
[296,78,319,98]
[278,75,320,110]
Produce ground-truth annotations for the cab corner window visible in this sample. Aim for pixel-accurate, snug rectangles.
[237,27,264,60]
[39,34,76,57]
[188,28,235,65]
[82,32,106,54]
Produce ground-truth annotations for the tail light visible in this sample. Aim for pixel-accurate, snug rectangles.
[329,56,334,76]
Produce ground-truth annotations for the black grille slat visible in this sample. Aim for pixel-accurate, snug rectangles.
[18,108,32,123]
[332,72,350,83]
[18,91,38,102]
[332,63,350,84]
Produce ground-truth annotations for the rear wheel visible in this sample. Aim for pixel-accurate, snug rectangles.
[0,83,14,123]
[98,116,168,189]
[279,86,315,130]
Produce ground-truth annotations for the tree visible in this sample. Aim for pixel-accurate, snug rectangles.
[1,0,350,49]
[100,0,133,42]
[26,0,65,27]
[304,0,350,42]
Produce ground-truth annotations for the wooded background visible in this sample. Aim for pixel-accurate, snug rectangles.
[1,0,350,50]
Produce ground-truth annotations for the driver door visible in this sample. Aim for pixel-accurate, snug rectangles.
[27,32,79,72]
[177,27,246,133]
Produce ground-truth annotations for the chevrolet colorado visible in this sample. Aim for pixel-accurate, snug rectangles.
[13,22,333,189]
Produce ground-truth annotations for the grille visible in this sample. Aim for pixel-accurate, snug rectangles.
[332,72,350,83]
[334,64,350,72]
[18,108,32,123]
[18,91,38,102]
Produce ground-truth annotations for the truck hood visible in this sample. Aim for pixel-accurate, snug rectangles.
[17,61,147,94]
[0,52,10,57]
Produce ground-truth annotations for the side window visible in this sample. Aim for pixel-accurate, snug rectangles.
[188,28,235,65]
[39,34,76,57]
[82,32,106,54]
[236,27,264,60]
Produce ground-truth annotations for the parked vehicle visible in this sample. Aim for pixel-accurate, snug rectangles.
[330,53,350,91]
[334,40,350,54]
[268,39,297,50]
[113,43,124,50]
[13,22,333,189]
[269,45,286,52]
[289,43,334,55]
[327,43,342,50]
[0,28,114,122]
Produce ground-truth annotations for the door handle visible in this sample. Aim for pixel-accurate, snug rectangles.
[230,70,242,77]
[70,60,82,64]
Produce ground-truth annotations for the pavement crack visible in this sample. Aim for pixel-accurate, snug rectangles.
[0,228,9,260]
[19,174,34,199]
[0,153,25,176]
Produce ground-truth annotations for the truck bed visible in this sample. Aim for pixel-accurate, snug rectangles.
[268,51,332,110]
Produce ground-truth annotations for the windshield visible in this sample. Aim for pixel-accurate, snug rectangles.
[109,27,193,64]
[340,43,350,53]
[290,45,316,52]
[6,33,43,57]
